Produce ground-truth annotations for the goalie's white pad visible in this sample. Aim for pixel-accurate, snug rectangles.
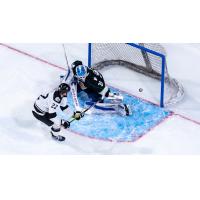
[106,92,124,104]
[85,102,132,116]
[117,104,132,116]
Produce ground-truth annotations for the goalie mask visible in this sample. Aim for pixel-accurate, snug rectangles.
[75,65,88,80]
[71,60,88,80]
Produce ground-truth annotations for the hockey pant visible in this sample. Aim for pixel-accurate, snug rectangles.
[32,111,62,137]
[32,111,54,126]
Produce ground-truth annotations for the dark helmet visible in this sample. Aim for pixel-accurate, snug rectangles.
[71,60,83,74]
[58,83,70,96]
[71,60,83,69]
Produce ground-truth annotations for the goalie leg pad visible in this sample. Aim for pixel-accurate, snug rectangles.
[85,101,116,111]
[117,104,132,116]
[105,92,124,103]
[85,101,132,116]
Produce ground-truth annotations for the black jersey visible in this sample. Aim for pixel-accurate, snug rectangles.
[81,68,105,93]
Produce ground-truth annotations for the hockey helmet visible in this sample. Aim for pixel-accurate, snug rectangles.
[71,60,88,79]
[71,60,83,69]
[75,65,88,79]
[58,83,70,97]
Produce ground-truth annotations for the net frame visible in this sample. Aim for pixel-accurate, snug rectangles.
[88,43,184,107]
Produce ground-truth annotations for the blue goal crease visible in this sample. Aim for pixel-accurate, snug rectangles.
[63,86,172,142]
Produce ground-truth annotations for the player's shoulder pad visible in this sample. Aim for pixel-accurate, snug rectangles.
[88,67,94,72]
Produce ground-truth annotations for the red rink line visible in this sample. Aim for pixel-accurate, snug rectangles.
[0,43,66,71]
[174,114,200,126]
[0,43,200,130]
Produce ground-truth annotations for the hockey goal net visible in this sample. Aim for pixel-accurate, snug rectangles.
[88,43,184,107]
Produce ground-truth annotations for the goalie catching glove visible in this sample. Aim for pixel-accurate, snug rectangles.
[73,111,84,120]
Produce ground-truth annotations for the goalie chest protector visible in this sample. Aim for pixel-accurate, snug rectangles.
[83,68,106,93]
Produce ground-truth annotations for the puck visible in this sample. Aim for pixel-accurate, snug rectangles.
[139,88,143,92]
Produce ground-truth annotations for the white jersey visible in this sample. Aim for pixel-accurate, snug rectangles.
[34,89,68,116]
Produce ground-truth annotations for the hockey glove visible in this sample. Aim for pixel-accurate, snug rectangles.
[62,121,70,129]
[73,111,84,120]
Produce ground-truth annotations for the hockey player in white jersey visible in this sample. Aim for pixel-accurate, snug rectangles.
[32,83,71,142]
[62,60,131,118]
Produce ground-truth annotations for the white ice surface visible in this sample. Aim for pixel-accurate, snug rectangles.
[0,43,200,154]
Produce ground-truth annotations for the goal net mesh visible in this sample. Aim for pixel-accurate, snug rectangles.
[89,43,184,106]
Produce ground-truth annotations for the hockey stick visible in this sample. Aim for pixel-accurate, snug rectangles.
[55,102,97,141]
[62,43,70,71]
[52,103,89,142]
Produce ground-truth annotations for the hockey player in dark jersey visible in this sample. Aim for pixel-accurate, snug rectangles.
[62,60,131,118]
[32,83,71,142]
[72,61,109,102]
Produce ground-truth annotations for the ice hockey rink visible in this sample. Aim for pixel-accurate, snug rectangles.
[0,43,200,154]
